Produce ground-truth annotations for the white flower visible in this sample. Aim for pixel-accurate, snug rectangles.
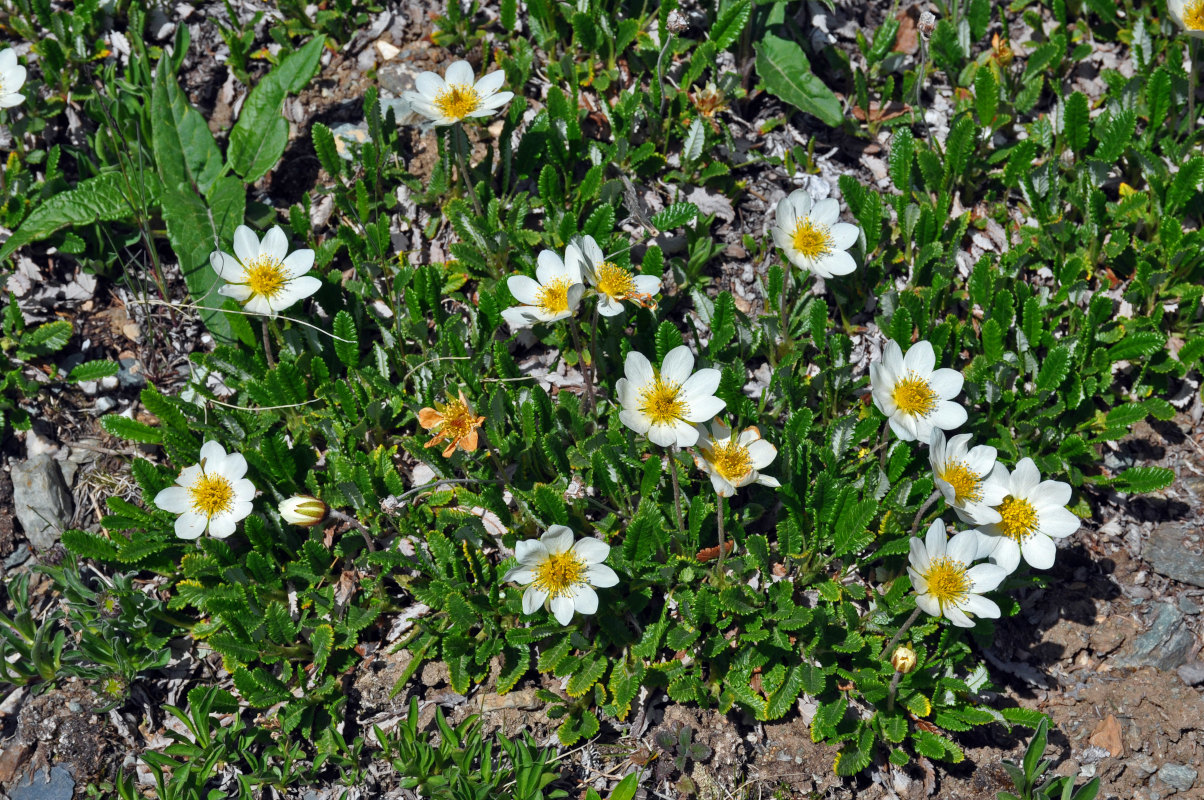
[402,59,514,126]
[975,458,1080,573]
[616,345,726,448]
[870,339,967,443]
[0,50,26,109]
[770,189,860,278]
[504,525,619,626]
[1169,0,1204,36]
[154,441,256,539]
[908,520,1008,628]
[211,225,321,317]
[929,431,1006,525]
[693,420,780,497]
[279,495,328,527]
[569,235,661,317]
[501,249,585,328]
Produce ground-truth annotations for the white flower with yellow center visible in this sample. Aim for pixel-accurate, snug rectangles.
[771,189,860,278]
[1170,0,1204,36]
[929,431,1006,526]
[568,235,661,316]
[870,339,967,443]
[617,345,726,448]
[0,49,27,109]
[153,441,256,540]
[211,225,321,317]
[975,458,1080,573]
[908,520,1008,628]
[693,420,781,497]
[402,60,514,126]
[504,525,619,626]
[501,249,585,329]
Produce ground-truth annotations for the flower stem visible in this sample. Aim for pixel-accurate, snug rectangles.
[887,670,904,712]
[568,316,596,414]
[479,429,511,488]
[452,123,484,218]
[715,494,727,581]
[881,606,923,660]
[327,507,376,552]
[779,263,793,353]
[262,319,276,369]
[909,490,941,536]
[1190,39,1198,135]
[667,445,687,540]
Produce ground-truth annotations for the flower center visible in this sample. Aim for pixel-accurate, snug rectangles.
[923,556,970,609]
[244,255,288,300]
[997,495,1039,542]
[439,397,479,441]
[1186,0,1204,29]
[189,473,234,518]
[638,376,688,426]
[533,550,586,598]
[791,218,833,261]
[596,262,636,299]
[434,84,481,120]
[891,373,937,417]
[537,276,573,315]
[711,440,753,483]
[939,461,983,505]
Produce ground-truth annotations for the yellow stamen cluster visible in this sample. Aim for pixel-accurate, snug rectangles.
[1186,0,1204,30]
[791,218,834,261]
[710,441,753,483]
[435,396,478,442]
[537,277,573,315]
[189,474,235,517]
[639,377,688,426]
[939,461,983,505]
[244,255,287,299]
[924,556,970,609]
[997,496,1039,542]
[434,84,481,120]
[595,262,636,300]
[891,374,937,417]
[533,551,586,598]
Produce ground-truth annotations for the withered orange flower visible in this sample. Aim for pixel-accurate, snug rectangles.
[418,390,485,457]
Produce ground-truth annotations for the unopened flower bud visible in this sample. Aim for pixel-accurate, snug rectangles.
[279,495,328,527]
[892,645,917,674]
[917,11,936,37]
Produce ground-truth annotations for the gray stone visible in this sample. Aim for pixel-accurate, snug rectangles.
[1179,596,1202,615]
[1177,662,1204,687]
[116,357,146,389]
[1114,602,1194,671]
[11,456,73,550]
[10,765,74,800]
[1146,523,1204,588]
[1158,763,1198,793]
[4,543,29,569]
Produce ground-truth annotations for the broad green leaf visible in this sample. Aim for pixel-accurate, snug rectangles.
[0,172,150,261]
[151,57,222,194]
[1063,91,1090,154]
[68,360,119,382]
[228,36,325,183]
[160,186,238,344]
[754,33,843,128]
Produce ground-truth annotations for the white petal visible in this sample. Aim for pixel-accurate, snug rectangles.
[507,275,543,306]
[828,222,860,251]
[175,513,207,540]
[541,525,574,554]
[502,307,535,329]
[927,369,963,399]
[908,537,930,573]
[572,537,610,563]
[814,249,857,277]
[155,486,192,514]
[946,530,979,564]
[0,50,14,71]
[660,346,694,384]
[503,566,535,584]
[882,340,904,375]
[623,350,655,388]
[907,567,929,594]
[208,514,238,539]
[244,294,274,317]
[1012,458,1041,496]
[232,225,259,265]
[585,563,619,588]
[903,341,935,375]
[928,401,968,432]
[965,563,1009,592]
[679,367,721,403]
[220,283,253,302]
[282,249,315,278]
[745,440,777,470]
[523,586,548,615]
[549,596,575,625]
[986,538,1021,574]
[444,60,475,87]
[888,415,917,442]
[477,90,513,110]
[261,226,289,261]
[647,422,679,448]
[597,295,624,316]
[1039,506,1080,539]
[959,593,1001,619]
[515,538,548,564]
[924,519,947,558]
[811,198,840,226]
[619,408,652,435]
[570,584,599,615]
[1021,534,1057,569]
[199,441,228,471]
[915,593,942,618]
[945,606,974,628]
[219,452,248,481]
[684,394,727,423]
[286,274,322,302]
[414,71,446,99]
[710,473,736,496]
[633,274,662,294]
[210,251,243,281]
[583,235,605,267]
[1035,480,1072,509]
[535,249,566,284]
[474,69,506,96]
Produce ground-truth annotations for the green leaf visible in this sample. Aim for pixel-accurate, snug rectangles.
[889,128,914,191]
[974,67,998,125]
[101,414,163,444]
[1108,331,1165,361]
[711,0,751,50]
[68,360,120,382]
[160,186,238,344]
[982,318,1004,362]
[19,320,72,356]
[0,172,147,261]
[152,56,222,194]
[1036,345,1070,392]
[1110,466,1174,494]
[310,624,334,676]
[754,32,843,128]
[651,202,699,230]
[333,311,359,367]
[228,36,325,183]
[1063,91,1090,154]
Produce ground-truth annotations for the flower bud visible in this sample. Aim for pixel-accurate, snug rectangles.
[892,645,917,674]
[279,495,328,527]
[917,11,936,37]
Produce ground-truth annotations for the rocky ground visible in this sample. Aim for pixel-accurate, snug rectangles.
[2,0,1202,799]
